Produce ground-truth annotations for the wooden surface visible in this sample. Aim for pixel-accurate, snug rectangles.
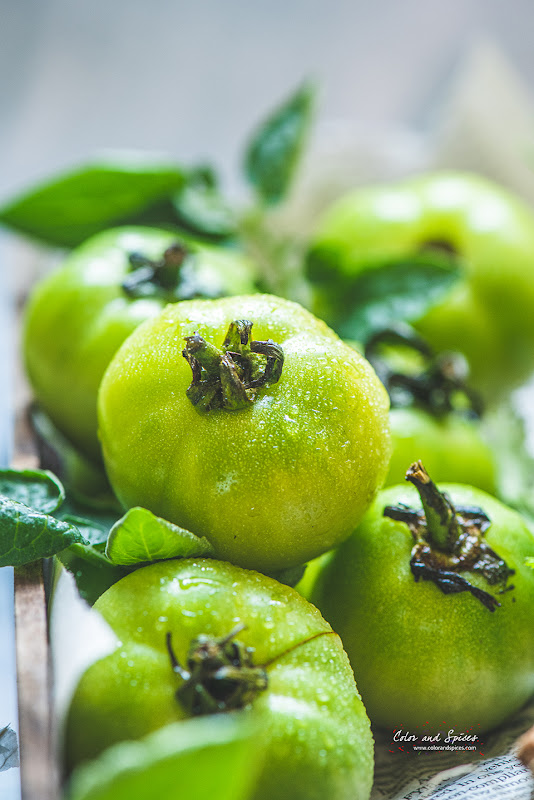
[12,318,59,800]
[14,561,58,800]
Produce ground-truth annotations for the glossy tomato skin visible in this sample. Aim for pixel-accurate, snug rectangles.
[307,172,534,397]
[65,559,375,800]
[23,226,257,461]
[311,484,534,734]
[386,407,497,493]
[97,295,391,572]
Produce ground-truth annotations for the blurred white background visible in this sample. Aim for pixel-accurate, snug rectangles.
[1,0,534,200]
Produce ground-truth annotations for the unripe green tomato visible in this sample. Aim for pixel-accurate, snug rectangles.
[23,227,257,462]
[65,559,374,800]
[307,172,534,397]
[386,407,497,493]
[311,479,534,734]
[98,295,391,572]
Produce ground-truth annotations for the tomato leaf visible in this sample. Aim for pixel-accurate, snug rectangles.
[0,153,186,247]
[0,497,87,567]
[59,515,109,547]
[0,468,65,514]
[105,507,215,566]
[0,725,19,772]
[172,167,237,241]
[331,258,462,342]
[243,82,315,205]
[66,714,263,800]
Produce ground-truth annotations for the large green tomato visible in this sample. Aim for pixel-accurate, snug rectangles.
[23,227,257,462]
[98,294,391,572]
[65,558,374,800]
[311,463,534,734]
[386,407,496,493]
[307,172,534,397]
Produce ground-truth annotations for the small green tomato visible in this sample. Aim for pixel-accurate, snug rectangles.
[23,226,257,461]
[65,558,375,800]
[363,326,497,493]
[307,172,534,397]
[311,462,534,734]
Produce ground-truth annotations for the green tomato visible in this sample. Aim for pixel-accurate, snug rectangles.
[311,463,534,734]
[361,326,497,493]
[386,407,496,493]
[97,294,391,572]
[23,226,257,462]
[307,172,534,397]
[65,558,374,800]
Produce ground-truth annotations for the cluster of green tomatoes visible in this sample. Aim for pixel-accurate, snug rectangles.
[18,170,534,800]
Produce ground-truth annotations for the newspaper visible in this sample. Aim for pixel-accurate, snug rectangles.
[372,700,534,799]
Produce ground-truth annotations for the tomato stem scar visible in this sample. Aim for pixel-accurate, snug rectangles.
[365,324,483,418]
[183,319,284,411]
[122,242,191,298]
[165,626,336,716]
[383,461,514,611]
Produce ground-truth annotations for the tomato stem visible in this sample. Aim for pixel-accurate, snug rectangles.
[365,324,483,418]
[166,627,268,716]
[183,319,284,412]
[121,242,194,300]
[383,461,515,611]
[405,461,459,552]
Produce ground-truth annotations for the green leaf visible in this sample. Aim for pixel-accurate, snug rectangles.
[0,725,19,772]
[0,153,185,247]
[105,507,215,566]
[0,468,65,514]
[0,497,87,567]
[66,713,263,800]
[58,544,129,605]
[333,258,462,342]
[243,83,315,205]
[59,515,109,547]
[172,167,237,240]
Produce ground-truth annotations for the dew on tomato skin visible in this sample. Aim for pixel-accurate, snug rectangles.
[157,616,168,623]
[181,608,200,618]
[136,627,144,633]
[130,680,138,687]
[127,660,135,668]
[176,576,219,591]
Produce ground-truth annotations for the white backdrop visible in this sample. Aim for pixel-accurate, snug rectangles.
[1,0,534,200]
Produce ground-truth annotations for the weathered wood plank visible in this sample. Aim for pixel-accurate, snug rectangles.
[14,560,58,800]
